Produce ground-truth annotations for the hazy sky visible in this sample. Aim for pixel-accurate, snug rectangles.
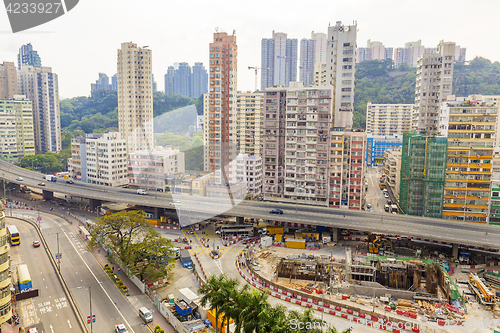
[1,0,499,99]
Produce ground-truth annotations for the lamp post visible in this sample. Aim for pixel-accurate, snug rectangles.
[96,206,101,220]
[77,281,103,333]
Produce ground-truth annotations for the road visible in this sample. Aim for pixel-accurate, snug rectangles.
[2,159,500,249]
[12,210,154,333]
[9,218,81,332]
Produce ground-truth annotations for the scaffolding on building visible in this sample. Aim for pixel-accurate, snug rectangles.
[399,132,447,218]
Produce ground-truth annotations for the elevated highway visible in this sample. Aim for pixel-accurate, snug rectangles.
[1,159,500,249]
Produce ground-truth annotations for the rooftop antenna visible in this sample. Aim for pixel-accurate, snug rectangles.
[215,27,219,33]
[233,29,236,35]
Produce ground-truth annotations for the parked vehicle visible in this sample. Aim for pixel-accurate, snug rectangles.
[137,189,147,195]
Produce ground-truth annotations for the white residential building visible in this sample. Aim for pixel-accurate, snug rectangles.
[327,21,357,129]
[414,41,455,133]
[366,102,413,136]
[68,132,128,186]
[236,91,264,157]
[235,154,262,197]
[128,147,185,191]
[117,42,153,153]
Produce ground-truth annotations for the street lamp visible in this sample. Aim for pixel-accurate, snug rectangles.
[77,282,103,333]
[96,206,101,220]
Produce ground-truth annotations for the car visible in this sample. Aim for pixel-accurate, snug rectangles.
[367,203,372,209]
[33,241,40,248]
[136,189,147,195]
[242,238,249,244]
[16,177,23,181]
[38,183,45,186]
[66,179,74,184]
[270,209,283,214]
[27,327,38,333]
[384,193,389,198]
[170,201,181,206]
[115,323,128,333]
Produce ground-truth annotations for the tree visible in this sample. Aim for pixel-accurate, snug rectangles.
[199,275,229,333]
[239,289,270,333]
[89,210,174,282]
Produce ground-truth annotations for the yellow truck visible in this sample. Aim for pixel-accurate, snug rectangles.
[286,238,306,249]
[267,226,284,235]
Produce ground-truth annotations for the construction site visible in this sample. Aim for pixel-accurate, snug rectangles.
[247,244,500,326]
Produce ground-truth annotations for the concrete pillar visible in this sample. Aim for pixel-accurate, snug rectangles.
[154,207,161,220]
[452,243,459,259]
[332,227,339,242]
[89,198,102,210]
[236,216,244,224]
[42,190,53,200]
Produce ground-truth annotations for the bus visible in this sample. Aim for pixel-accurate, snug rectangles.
[217,224,253,238]
[17,264,32,291]
[7,225,20,246]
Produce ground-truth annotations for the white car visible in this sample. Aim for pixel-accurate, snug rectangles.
[384,193,389,198]
[16,177,23,181]
[27,328,38,333]
[115,323,128,333]
[170,201,181,206]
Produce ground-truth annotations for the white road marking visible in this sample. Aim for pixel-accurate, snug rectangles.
[62,228,137,333]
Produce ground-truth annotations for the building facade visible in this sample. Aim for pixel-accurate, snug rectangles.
[91,73,115,96]
[261,31,298,90]
[299,32,326,87]
[0,95,35,162]
[263,82,332,206]
[366,102,413,136]
[382,148,402,199]
[326,21,357,129]
[0,202,11,328]
[117,42,153,153]
[172,173,210,196]
[206,32,238,185]
[164,63,208,98]
[414,41,455,133]
[0,62,18,99]
[17,43,41,69]
[128,148,185,191]
[440,97,499,222]
[365,134,403,168]
[17,65,61,154]
[313,62,327,87]
[235,154,262,198]
[68,132,128,186]
[399,132,447,218]
[329,129,367,210]
[236,91,263,156]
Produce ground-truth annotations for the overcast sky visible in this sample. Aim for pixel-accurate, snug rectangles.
[1,0,499,99]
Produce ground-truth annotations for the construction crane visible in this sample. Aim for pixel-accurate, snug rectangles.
[248,66,269,92]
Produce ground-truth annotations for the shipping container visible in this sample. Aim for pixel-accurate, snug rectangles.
[302,232,319,240]
[207,308,232,333]
[286,238,306,249]
[260,236,272,248]
[274,234,283,242]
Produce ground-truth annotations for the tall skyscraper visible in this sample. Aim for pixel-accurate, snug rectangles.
[17,43,41,70]
[261,31,297,90]
[327,21,357,129]
[236,91,264,156]
[90,73,113,96]
[414,41,455,133]
[300,32,327,87]
[191,62,208,98]
[0,61,18,99]
[205,32,237,185]
[152,74,157,92]
[17,66,61,153]
[111,74,117,90]
[117,42,153,152]
[164,62,208,98]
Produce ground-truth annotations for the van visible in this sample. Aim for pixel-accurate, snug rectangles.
[137,189,147,195]
[384,204,390,212]
[139,307,153,323]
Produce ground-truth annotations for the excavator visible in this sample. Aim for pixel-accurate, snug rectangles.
[368,235,393,254]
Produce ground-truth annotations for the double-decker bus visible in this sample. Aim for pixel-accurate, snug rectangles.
[7,225,20,246]
[17,264,32,291]
[217,224,254,238]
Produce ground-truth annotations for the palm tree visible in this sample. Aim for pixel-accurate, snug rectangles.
[238,289,270,333]
[198,274,228,332]
[257,304,289,333]
[218,277,239,333]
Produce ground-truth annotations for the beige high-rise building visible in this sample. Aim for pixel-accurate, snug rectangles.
[117,42,153,153]
[0,203,11,328]
[327,21,357,129]
[366,102,413,136]
[0,62,18,99]
[236,91,263,157]
[414,41,455,133]
[206,32,238,185]
[17,65,61,153]
[313,62,327,87]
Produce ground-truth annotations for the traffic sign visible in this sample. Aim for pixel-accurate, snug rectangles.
[87,315,95,323]
[37,216,42,221]
[55,253,62,259]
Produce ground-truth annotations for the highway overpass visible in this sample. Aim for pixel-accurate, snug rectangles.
[1,159,500,249]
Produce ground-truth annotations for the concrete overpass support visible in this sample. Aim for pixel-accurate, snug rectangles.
[89,199,102,211]
[236,216,244,224]
[154,207,162,220]
[332,227,338,243]
[42,190,53,200]
[452,243,459,259]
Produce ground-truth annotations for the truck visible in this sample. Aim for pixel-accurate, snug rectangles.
[45,175,57,182]
[180,250,192,269]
